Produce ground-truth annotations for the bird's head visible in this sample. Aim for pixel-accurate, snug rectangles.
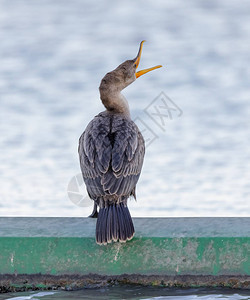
[100,41,162,93]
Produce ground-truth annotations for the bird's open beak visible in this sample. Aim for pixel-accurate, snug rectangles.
[134,41,162,79]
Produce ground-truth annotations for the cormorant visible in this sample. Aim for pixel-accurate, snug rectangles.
[78,41,162,245]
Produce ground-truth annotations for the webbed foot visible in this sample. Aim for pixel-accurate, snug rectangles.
[88,203,98,218]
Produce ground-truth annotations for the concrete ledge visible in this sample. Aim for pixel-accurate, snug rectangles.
[0,274,250,292]
[0,217,249,291]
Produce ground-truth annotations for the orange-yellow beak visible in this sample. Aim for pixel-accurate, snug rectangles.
[134,41,162,79]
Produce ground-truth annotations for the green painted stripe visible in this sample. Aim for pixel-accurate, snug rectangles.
[0,236,249,276]
[0,217,249,278]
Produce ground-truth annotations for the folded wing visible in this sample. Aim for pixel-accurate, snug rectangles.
[78,113,145,200]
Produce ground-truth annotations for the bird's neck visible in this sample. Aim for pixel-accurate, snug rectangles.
[99,86,130,117]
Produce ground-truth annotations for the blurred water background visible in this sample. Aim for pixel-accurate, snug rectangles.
[0,0,250,217]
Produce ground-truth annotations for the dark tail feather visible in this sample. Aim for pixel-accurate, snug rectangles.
[96,202,134,245]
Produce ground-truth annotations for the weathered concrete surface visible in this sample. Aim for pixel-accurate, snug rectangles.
[0,218,249,291]
[1,217,249,238]
[0,274,249,292]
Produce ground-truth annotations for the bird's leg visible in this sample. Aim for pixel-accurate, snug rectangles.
[88,202,98,218]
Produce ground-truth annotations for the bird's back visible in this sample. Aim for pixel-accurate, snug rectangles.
[79,111,145,205]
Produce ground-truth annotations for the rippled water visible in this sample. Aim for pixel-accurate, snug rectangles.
[0,0,250,217]
[1,288,250,300]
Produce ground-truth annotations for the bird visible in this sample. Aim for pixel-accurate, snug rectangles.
[78,41,162,245]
